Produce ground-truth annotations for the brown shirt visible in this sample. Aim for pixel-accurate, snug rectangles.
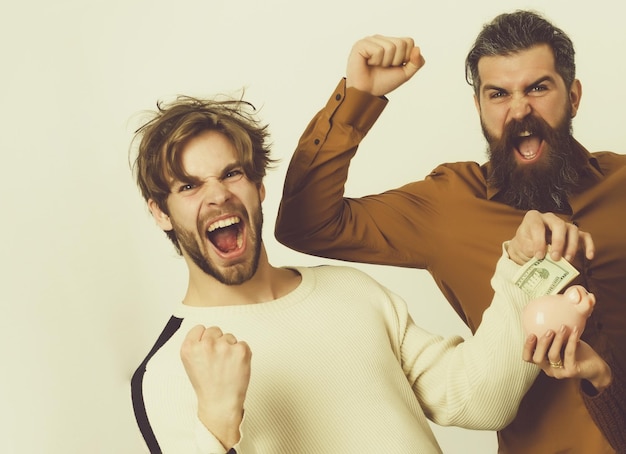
[276,79,626,453]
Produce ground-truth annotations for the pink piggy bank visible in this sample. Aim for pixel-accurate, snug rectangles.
[522,285,596,338]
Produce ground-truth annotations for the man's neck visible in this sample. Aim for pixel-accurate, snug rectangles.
[182,260,301,307]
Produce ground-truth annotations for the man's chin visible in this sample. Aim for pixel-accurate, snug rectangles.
[201,264,252,285]
[208,252,260,286]
[512,157,551,174]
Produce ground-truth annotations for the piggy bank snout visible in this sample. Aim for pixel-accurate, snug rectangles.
[564,286,596,314]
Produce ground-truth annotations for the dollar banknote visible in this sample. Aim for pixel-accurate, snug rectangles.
[513,254,580,298]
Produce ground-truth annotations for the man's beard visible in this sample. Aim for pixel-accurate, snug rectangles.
[173,206,263,286]
[484,110,586,213]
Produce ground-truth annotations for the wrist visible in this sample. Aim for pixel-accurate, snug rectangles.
[197,404,244,449]
[585,360,612,394]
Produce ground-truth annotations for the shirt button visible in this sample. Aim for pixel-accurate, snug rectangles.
[335,93,342,101]
[314,139,320,145]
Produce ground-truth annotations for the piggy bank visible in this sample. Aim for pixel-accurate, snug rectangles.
[522,285,595,338]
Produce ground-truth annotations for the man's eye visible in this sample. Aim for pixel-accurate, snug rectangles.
[225,169,244,180]
[530,85,548,93]
[489,91,506,99]
[178,183,195,192]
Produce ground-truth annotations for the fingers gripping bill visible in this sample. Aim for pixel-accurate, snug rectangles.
[513,254,580,298]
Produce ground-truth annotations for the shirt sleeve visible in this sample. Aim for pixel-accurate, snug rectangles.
[275,78,400,261]
[194,417,244,454]
[581,355,626,452]
[275,78,482,272]
[397,244,539,430]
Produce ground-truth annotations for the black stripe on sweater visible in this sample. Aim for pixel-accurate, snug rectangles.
[131,316,183,453]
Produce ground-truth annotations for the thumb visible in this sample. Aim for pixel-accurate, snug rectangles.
[403,47,425,79]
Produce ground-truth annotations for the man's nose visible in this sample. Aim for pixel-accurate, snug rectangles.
[509,93,532,121]
[202,179,231,205]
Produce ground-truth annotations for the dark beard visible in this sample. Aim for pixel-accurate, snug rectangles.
[484,113,586,213]
[173,206,263,286]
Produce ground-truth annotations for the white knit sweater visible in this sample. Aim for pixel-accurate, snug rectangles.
[135,250,538,453]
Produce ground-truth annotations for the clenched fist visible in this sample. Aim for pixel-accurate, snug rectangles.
[346,34,425,97]
[181,325,252,449]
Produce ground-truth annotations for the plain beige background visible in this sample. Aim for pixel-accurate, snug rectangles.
[2,0,624,452]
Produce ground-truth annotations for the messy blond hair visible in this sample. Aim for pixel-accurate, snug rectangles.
[131,95,275,253]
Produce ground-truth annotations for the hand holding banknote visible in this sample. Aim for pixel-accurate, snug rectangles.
[507,210,595,266]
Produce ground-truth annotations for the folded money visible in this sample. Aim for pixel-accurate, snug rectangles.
[513,254,580,298]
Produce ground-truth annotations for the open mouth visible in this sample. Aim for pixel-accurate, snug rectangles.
[206,216,243,254]
[513,130,543,161]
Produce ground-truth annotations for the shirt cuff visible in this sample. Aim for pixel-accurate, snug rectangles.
[194,415,245,454]
[329,79,388,131]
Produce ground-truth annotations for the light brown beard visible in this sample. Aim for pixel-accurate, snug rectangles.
[173,205,263,285]
[483,111,586,213]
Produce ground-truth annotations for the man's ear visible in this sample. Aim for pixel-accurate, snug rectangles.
[259,182,266,203]
[148,199,173,231]
[569,79,582,118]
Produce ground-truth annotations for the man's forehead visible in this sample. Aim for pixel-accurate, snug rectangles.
[477,44,557,85]
[180,131,238,162]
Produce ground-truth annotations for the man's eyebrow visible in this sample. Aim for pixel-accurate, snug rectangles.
[482,83,506,93]
[526,76,556,88]
[482,76,556,94]
[224,161,242,169]
[206,161,244,179]
[170,174,201,187]
[169,160,244,187]
[221,161,243,173]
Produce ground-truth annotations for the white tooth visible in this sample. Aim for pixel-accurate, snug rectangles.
[207,216,240,232]
[237,231,243,248]
[519,130,531,137]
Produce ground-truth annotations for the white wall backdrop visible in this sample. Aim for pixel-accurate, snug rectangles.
[2,0,624,452]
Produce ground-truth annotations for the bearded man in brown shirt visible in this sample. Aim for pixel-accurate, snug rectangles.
[275,10,626,453]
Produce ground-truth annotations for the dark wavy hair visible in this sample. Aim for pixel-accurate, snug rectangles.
[130,95,276,253]
[465,10,576,96]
